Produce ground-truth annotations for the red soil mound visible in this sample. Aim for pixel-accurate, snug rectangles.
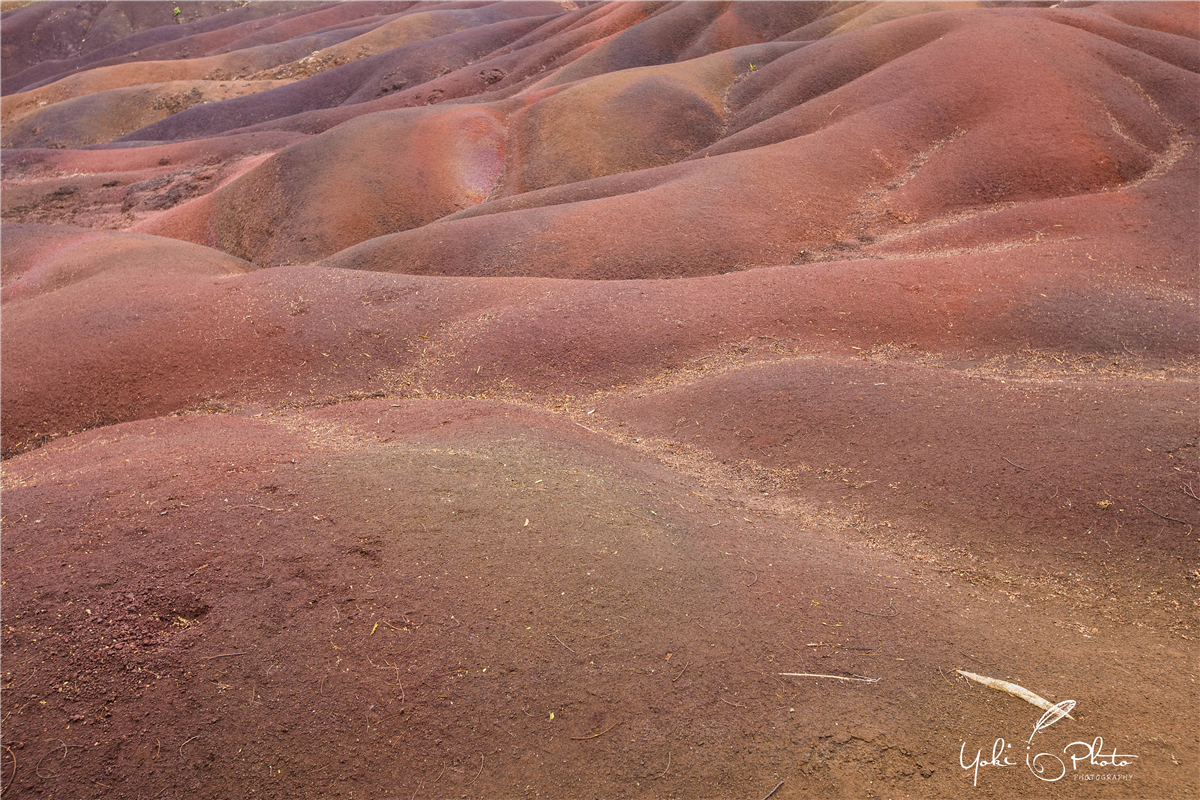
[318,7,1196,278]
[141,103,511,265]
[1,221,252,301]
[2,3,1197,799]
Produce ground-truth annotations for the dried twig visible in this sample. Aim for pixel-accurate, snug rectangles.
[778,672,880,683]
[200,652,247,660]
[179,736,199,757]
[1139,501,1187,525]
[655,752,671,779]
[571,721,620,740]
[738,568,758,587]
[34,742,80,779]
[367,656,405,700]
[671,661,691,682]
[956,670,1075,719]
[2,744,15,795]
[551,634,575,653]
[1003,458,1028,471]
[33,750,56,780]
[1183,483,1199,503]
[391,665,406,702]
[761,780,785,800]
[468,755,483,786]
[855,602,897,618]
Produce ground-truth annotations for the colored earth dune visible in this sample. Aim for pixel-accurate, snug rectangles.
[1,3,1196,799]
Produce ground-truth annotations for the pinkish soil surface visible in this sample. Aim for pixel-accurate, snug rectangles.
[1,3,1197,799]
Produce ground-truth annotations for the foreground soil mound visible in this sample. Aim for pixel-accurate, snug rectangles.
[2,3,1197,799]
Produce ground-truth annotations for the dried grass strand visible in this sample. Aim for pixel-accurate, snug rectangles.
[956,670,1076,719]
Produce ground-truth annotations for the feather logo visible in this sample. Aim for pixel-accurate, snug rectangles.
[1029,699,1077,743]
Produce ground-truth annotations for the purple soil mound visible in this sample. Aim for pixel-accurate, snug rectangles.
[112,6,561,144]
[0,1,322,94]
[2,3,1197,800]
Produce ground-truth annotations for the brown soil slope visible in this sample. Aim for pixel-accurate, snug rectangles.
[2,3,1197,800]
